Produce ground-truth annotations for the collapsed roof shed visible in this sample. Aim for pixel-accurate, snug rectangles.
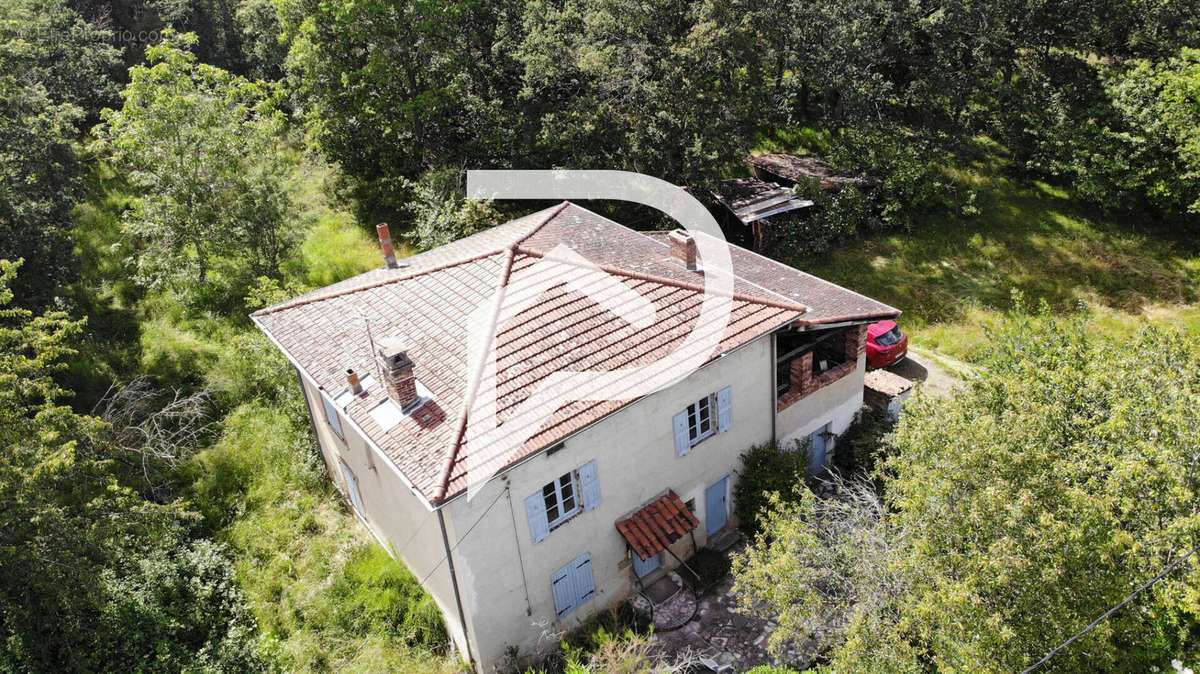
[746,153,879,191]
[713,177,813,250]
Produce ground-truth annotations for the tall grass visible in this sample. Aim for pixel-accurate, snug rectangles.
[70,151,460,672]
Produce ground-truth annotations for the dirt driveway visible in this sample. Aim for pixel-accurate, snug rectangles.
[885,345,969,397]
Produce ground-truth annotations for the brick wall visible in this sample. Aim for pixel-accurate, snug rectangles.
[776,324,866,412]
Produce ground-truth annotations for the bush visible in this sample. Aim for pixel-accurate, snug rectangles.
[96,538,271,672]
[765,179,872,263]
[827,129,961,232]
[684,547,731,594]
[734,441,808,538]
[829,408,894,478]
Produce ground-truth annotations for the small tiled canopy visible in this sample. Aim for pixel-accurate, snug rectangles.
[615,490,700,561]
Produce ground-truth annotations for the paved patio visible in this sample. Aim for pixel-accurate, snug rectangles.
[645,545,817,671]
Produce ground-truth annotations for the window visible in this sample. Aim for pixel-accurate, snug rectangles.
[543,472,579,529]
[525,460,601,543]
[673,387,732,456]
[875,325,904,346]
[686,395,714,444]
[322,395,344,440]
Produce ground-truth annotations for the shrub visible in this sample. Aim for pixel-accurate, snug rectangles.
[829,408,894,478]
[734,441,808,538]
[827,129,960,232]
[765,179,872,263]
[684,547,731,594]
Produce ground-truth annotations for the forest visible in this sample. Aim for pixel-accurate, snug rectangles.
[1,0,1199,671]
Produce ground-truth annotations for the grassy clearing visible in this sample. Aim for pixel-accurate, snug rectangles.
[70,152,459,672]
[800,140,1200,361]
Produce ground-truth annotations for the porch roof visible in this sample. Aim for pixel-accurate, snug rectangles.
[616,490,700,561]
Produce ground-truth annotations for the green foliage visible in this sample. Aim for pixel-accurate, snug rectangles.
[0,0,122,117]
[829,407,893,478]
[765,180,871,263]
[405,169,503,251]
[683,547,730,594]
[96,538,270,672]
[0,261,268,670]
[0,73,84,308]
[733,441,807,538]
[734,308,1200,671]
[93,31,296,309]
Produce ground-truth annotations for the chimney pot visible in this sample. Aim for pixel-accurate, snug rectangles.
[346,368,363,396]
[376,337,420,410]
[377,223,399,269]
[668,229,698,271]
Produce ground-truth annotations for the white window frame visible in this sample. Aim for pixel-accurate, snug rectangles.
[542,472,581,530]
[685,394,715,446]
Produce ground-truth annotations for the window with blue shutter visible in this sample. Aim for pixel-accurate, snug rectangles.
[717,386,732,433]
[526,460,600,542]
[322,395,344,440]
[579,460,600,511]
[673,410,690,456]
[525,491,549,543]
[552,553,596,617]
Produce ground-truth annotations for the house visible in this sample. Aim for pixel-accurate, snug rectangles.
[713,177,814,251]
[251,202,900,670]
[746,153,879,192]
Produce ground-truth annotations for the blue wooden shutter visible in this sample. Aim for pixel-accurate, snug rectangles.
[340,462,364,517]
[579,460,600,511]
[525,491,549,543]
[717,386,732,433]
[551,553,596,618]
[551,563,574,616]
[673,409,690,456]
[573,553,596,605]
[323,396,344,439]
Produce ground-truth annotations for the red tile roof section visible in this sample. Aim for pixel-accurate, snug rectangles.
[253,202,898,505]
[615,490,700,560]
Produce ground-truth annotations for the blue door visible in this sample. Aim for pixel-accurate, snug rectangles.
[809,423,830,474]
[633,552,661,578]
[705,476,729,536]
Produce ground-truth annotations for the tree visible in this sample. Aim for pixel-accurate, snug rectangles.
[93,32,295,306]
[0,75,83,309]
[733,307,1200,671]
[516,0,764,186]
[281,0,524,215]
[0,0,123,118]
[0,260,267,670]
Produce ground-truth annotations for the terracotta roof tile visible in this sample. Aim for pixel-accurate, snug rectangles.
[616,490,700,560]
[254,202,897,505]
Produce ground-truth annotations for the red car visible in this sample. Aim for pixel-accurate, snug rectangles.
[866,320,908,369]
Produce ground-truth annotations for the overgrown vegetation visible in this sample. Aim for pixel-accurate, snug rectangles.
[4,0,1200,669]
[734,309,1200,670]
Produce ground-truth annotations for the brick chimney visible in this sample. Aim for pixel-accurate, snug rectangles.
[668,229,698,271]
[377,223,399,269]
[376,338,420,411]
[345,368,363,396]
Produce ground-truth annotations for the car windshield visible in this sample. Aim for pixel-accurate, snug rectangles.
[875,326,903,346]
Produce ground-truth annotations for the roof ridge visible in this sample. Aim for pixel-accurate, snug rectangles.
[251,202,573,319]
[513,245,809,314]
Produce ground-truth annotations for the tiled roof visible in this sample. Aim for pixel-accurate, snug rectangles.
[253,202,898,505]
[615,490,700,560]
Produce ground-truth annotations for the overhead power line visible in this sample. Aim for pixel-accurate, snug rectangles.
[1022,543,1200,674]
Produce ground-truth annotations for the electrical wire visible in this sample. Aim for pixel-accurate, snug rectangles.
[1022,543,1200,673]
[417,487,509,587]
